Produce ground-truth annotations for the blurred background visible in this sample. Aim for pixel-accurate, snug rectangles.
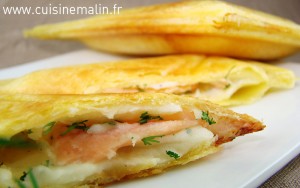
[0,1,299,187]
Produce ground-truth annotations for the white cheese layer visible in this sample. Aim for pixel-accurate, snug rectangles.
[95,104,183,119]
[0,169,14,188]
[0,126,215,187]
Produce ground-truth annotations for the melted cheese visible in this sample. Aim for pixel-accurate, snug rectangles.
[0,169,14,188]
[149,82,178,90]
[96,104,182,119]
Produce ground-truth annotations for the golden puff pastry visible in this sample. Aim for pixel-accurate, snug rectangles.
[0,93,264,187]
[0,55,295,106]
[25,1,300,60]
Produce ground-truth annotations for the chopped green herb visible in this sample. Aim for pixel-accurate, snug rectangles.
[139,112,163,124]
[201,111,216,125]
[26,129,33,134]
[19,171,27,181]
[28,168,39,188]
[17,169,39,188]
[42,121,56,135]
[0,137,36,148]
[142,135,164,145]
[166,150,180,159]
[60,120,89,136]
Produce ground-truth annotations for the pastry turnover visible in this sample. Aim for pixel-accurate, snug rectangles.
[0,55,295,106]
[25,1,300,60]
[0,93,264,187]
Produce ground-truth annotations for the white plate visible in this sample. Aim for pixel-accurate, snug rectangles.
[0,50,299,188]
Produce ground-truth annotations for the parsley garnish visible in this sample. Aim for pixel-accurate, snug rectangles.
[16,169,39,188]
[26,129,33,134]
[0,137,36,148]
[139,112,163,124]
[166,150,180,159]
[142,135,164,145]
[60,120,89,136]
[201,111,216,125]
[19,171,27,181]
[28,168,39,188]
[42,121,56,135]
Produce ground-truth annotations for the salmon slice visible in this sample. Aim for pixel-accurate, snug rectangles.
[49,110,264,165]
[51,120,197,165]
